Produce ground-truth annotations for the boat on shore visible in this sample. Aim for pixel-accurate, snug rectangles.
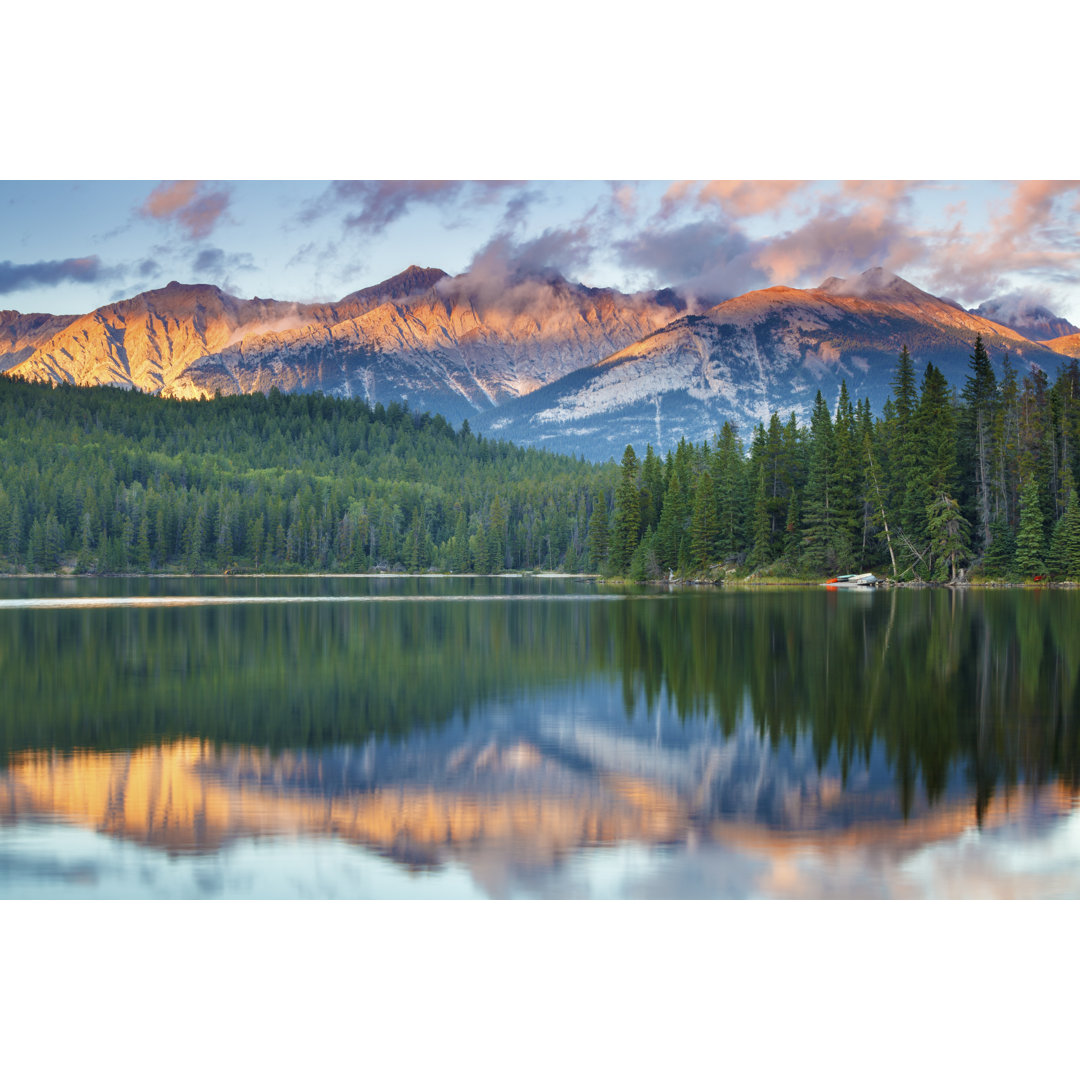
[823,573,879,589]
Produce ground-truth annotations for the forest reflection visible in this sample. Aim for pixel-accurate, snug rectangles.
[1,585,1078,821]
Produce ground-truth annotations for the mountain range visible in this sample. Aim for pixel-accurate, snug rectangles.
[3,265,1077,460]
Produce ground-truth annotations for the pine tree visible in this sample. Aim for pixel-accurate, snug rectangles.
[962,334,998,551]
[1067,487,1080,580]
[888,345,919,540]
[654,468,683,573]
[713,421,745,560]
[610,445,641,574]
[982,516,1016,578]
[749,465,772,569]
[690,469,718,570]
[831,381,861,569]
[801,391,836,573]
[629,527,657,583]
[136,516,151,570]
[586,488,609,572]
[488,495,507,571]
[1048,487,1080,580]
[640,445,664,534]
[1013,479,1046,579]
[926,492,971,582]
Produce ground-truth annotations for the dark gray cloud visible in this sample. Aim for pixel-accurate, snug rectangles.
[300,180,526,235]
[0,256,121,296]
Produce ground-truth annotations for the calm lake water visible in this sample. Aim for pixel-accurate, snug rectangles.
[1,576,1078,899]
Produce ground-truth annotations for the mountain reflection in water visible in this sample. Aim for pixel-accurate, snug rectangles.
[1,580,1078,898]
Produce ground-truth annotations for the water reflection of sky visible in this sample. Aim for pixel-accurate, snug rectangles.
[2,676,1077,898]
[3,810,1078,899]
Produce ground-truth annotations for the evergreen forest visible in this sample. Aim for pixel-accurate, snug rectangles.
[1,334,1079,582]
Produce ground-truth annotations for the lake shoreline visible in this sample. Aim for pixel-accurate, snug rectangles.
[0,569,1076,589]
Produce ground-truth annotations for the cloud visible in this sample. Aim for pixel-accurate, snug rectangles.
[139,181,232,240]
[0,256,121,296]
[190,247,258,295]
[437,226,597,312]
[971,288,1078,336]
[300,180,525,235]
[614,219,765,307]
[499,187,546,230]
[921,180,1080,304]
[753,205,927,287]
[660,180,811,220]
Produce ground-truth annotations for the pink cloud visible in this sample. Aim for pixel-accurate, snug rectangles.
[921,180,1080,303]
[660,180,809,219]
[749,183,926,287]
[698,180,810,217]
[140,181,231,240]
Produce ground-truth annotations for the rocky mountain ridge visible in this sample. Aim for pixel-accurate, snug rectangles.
[6,265,1079,459]
[473,269,1075,458]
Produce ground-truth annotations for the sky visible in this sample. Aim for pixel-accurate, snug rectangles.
[4,179,1080,324]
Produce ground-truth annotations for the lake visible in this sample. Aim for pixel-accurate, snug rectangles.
[1,576,1077,898]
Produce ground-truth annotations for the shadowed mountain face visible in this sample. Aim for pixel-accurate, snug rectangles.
[0,309,80,372]
[474,269,1073,459]
[972,297,1080,343]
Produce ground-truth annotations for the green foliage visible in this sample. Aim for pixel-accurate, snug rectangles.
[1014,481,1046,579]
[0,377,612,576]
[926,491,971,582]
[690,469,718,569]
[610,445,642,574]
[1049,488,1080,580]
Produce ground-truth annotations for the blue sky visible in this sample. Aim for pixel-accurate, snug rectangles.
[3,179,1080,324]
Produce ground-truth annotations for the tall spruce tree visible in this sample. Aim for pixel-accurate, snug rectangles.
[801,391,837,573]
[586,488,609,571]
[713,421,745,560]
[962,334,998,551]
[926,492,971,582]
[690,469,718,570]
[831,381,861,569]
[886,346,919,542]
[610,445,641,574]
[1013,479,1046,578]
[1048,486,1080,580]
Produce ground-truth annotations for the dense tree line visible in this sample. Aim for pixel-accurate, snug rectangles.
[601,337,1080,582]
[0,378,613,574]
[3,334,1080,581]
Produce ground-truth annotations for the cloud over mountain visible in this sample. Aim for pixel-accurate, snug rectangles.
[139,181,232,240]
[301,180,525,236]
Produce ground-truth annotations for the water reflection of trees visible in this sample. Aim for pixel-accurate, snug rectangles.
[610,589,1080,816]
[1,589,1078,814]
